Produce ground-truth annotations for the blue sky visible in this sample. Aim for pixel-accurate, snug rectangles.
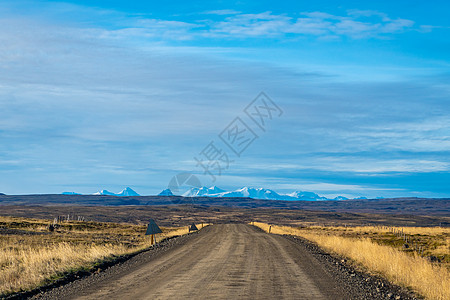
[0,0,449,198]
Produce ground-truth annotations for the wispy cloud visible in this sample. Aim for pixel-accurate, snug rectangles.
[202,9,242,15]
[131,10,419,40]
[207,10,417,39]
[0,4,426,42]
[230,158,450,174]
[270,182,404,193]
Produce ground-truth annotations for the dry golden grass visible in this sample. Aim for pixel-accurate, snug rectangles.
[253,222,450,300]
[300,225,450,265]
[0,241,128,295]
[322,225,450,236]
[0,216,208,296]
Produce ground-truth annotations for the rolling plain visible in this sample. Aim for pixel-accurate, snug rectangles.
[0,194,449,299]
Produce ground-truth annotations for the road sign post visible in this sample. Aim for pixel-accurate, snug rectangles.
[145,219,162,246]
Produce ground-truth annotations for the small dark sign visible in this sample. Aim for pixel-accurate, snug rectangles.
[189,223,198,232]
[145,219,162,235]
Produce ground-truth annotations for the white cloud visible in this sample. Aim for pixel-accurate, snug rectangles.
[0,4,424,43]
[203,9,242,15]
[271,182,402,192]
[206,11,417,39]
[210,12,292,37]
[353,116,450,152]
[347,9,390,20]
[230,157,450,174]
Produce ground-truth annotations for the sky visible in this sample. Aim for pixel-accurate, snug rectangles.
[0,0,449,198]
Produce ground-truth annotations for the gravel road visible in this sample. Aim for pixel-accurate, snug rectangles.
[32,224,419,300]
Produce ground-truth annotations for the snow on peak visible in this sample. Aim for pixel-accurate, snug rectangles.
[287,191,327,201]
[117,187,140,196]
[93,187,140,197]
[94,189,116,196]
[208,186,226,194]
[182,187,200,197]
[179,186,335,201]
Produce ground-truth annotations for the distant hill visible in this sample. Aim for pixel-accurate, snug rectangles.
[158,189,174,196]
[0,194,448,216]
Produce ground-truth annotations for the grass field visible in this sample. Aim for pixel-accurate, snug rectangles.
[294,224,450,266]
[253,222,450,300]
[0,216,205,296]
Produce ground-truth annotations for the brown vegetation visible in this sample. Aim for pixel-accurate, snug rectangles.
[253,222,450,300]
[0,216,204,296]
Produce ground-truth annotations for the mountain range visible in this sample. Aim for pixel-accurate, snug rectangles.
[63,187,140,197]
[61,186,373,201]
[160,186,353,201]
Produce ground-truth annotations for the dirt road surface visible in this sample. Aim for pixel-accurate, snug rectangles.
[33,224,415,300]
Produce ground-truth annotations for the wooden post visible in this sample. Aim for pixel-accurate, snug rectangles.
[151,234,154,245]
[269,226,272,233]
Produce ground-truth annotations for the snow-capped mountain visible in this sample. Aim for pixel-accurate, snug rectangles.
[205,185,226,194]
[62,192,82,195]
[219,187,288,200]
[117,187,140,196]
[334,196,349,200]
[173,186,331,201]
[182,186,226,197]
[93,187,140,197]
[286,191,328,201]
[94,189,116,196]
